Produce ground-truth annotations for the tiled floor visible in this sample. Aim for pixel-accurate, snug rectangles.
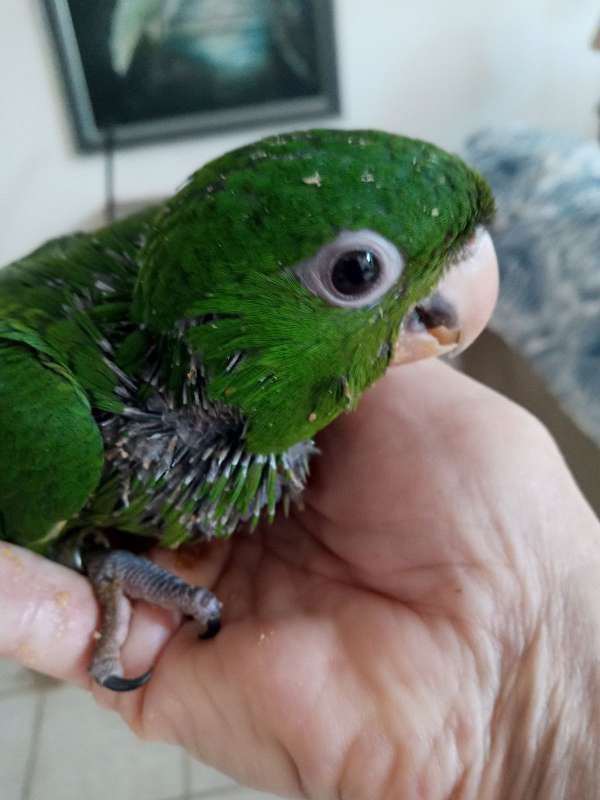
[0,658,278,800]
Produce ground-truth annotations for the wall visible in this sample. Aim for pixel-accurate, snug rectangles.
[1,0,599,264]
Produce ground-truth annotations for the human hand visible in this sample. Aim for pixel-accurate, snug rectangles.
[2,356,599,800]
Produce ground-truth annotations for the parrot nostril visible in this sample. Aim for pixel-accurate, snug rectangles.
[408,292,458,333]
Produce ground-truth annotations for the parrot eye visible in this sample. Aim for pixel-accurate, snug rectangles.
[330,250,381,295]
[295,229,404,309]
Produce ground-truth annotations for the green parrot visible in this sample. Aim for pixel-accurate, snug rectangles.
[0,129,495,691]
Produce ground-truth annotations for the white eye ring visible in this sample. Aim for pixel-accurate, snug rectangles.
[294,229,405,309]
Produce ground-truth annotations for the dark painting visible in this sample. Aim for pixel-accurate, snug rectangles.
[45,0,339,150]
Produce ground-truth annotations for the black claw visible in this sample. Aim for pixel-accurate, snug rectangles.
[98,670,153,693]
[199,616,221,640]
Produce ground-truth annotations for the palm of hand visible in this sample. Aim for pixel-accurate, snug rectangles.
[1,361,593,800]
[113,361,573,799]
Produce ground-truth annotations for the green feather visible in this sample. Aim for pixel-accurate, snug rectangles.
[0,129,494,549]
[0,342,103,546]
[134,129,493,452]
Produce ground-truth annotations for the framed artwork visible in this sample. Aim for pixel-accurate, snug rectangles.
[43,0,339,151]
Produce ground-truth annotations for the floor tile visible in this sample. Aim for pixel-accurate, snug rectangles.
[188,788,241,800]
[188,786,281,799]
[30,684,184,800]
[186,752,236,794]
[0,657,38,693]
[218,789,280,800]
[0,691,39,800]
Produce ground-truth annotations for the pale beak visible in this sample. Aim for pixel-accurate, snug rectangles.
[392,227,499,365]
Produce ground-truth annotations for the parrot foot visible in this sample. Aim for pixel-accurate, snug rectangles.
[83,549,222,692]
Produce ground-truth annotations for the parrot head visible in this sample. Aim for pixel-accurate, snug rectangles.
[134,129,496,453]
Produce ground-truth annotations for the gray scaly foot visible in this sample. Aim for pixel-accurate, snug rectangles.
[84,549,222,692]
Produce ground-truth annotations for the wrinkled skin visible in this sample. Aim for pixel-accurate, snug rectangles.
[2,359,600,800]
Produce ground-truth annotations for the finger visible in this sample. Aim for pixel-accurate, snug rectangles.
[0,542,182,691]
[306,360,526,582]
[310,358,499,522]
[149,537,233,588]
[307,355,590,605]
[0,542,97,686]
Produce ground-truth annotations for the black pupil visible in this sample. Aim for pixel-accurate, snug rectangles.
[330,250,381,296]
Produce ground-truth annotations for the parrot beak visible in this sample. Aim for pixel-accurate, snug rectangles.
[392,227,498,365]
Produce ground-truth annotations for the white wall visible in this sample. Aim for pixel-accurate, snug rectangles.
[1,0,599,265]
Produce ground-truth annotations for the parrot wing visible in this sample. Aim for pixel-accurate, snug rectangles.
[0,208,158,547]
[0,209,156,413]
[0,340,104,548]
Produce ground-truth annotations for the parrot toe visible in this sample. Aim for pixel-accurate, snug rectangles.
[199,615,221,640]
[97,670,153,693]
[83,548,222,692]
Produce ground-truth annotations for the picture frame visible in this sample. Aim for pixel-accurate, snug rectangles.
[43,0,340,152]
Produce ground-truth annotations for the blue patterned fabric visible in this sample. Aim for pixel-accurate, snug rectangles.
[465,128,600,446]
